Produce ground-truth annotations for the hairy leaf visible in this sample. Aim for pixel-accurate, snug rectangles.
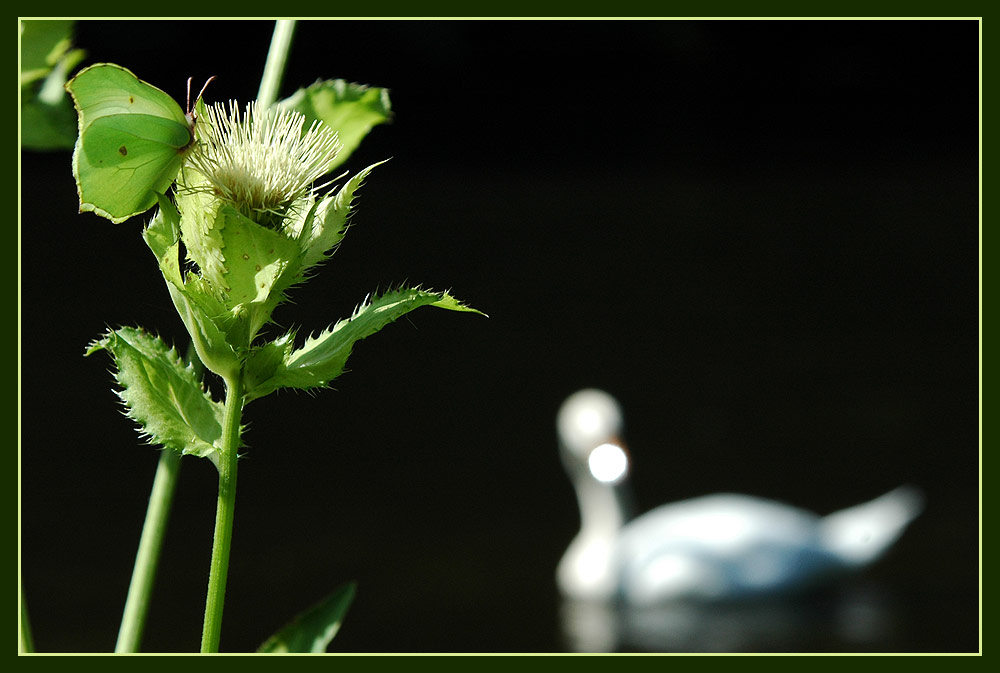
[258,583,356,653]
[172,177,307,347]
[175,181,227,291]
[296,161,385,275]
[216,206,302,342]
[143,194,183,284]
[85,327,225,464]
[217,206,300,307]
[245,288,484,401]
[242,332,294,396]
[143,200,240,378]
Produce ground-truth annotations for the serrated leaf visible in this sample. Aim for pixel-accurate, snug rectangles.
[216,206,300,307]
[175,181,227,291]
[172,182,304,347]
[258,582,356,653]
[296,161,385,275]
[85,327,225,464]
[245,288,484,401]
[143,194,183,285]
[165,281,241,380]
[277,80,392,171]
[143,201,240,378]
[214,206,302,343]
[243,332,294,395]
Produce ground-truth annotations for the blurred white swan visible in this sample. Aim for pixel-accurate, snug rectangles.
[556,388,924,606]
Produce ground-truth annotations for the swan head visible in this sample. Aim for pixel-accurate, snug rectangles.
[557,388,630,485]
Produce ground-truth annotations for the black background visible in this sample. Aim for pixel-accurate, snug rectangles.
[20,19,979,653]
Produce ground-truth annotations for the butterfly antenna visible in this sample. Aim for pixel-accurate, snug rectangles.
[194,76,218,106]
[185,76,218,120]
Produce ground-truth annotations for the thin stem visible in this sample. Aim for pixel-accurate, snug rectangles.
[257,20,298,109]
[114,342,201,652]
[115,449,181,653]
[19,582,34,653]
[198,19,296,653]
[200,374,244,653]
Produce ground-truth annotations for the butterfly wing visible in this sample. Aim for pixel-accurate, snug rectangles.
[67,63,192,223]
[77,113,190,222]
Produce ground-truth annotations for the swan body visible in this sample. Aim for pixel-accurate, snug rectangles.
[556,389,924,606]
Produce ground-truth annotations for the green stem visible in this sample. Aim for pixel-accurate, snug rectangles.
[200,374,244,653]
[114,342,201,652]
[115,449,181,653]
[198,18,296,653]
[19,582,34,653]
[257,19,297,109]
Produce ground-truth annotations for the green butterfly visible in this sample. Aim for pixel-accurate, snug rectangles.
[66,63,207,223]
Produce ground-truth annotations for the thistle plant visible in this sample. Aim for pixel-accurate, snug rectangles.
[41,20,482,653]
[186,101,342,226]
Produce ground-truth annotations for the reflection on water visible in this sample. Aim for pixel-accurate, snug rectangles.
[560,580,900,653]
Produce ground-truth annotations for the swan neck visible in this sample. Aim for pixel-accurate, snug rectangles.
[574,476,630,537]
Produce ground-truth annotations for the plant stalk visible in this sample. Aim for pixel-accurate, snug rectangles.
[19,582,34,653]
[257,20,297,109]
[115,448,182,652]
[200,374,244,653]
[202,19,297,652]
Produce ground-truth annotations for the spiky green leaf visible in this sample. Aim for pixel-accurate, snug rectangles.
[277,80,392,171]
[85,327,225,464]
[295,161,385,275]
[258,583,356,653]
[243,332,295,396]
[143,201,241,378]
[175,181,227,292]
[214,206,301,337]
[143,193,183,284]
[245,288,484,401]
[172,178,305,347]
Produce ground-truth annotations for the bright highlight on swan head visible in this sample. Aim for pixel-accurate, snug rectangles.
[588,443,629,484]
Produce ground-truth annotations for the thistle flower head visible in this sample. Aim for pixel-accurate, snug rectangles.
[186,100,341,225]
